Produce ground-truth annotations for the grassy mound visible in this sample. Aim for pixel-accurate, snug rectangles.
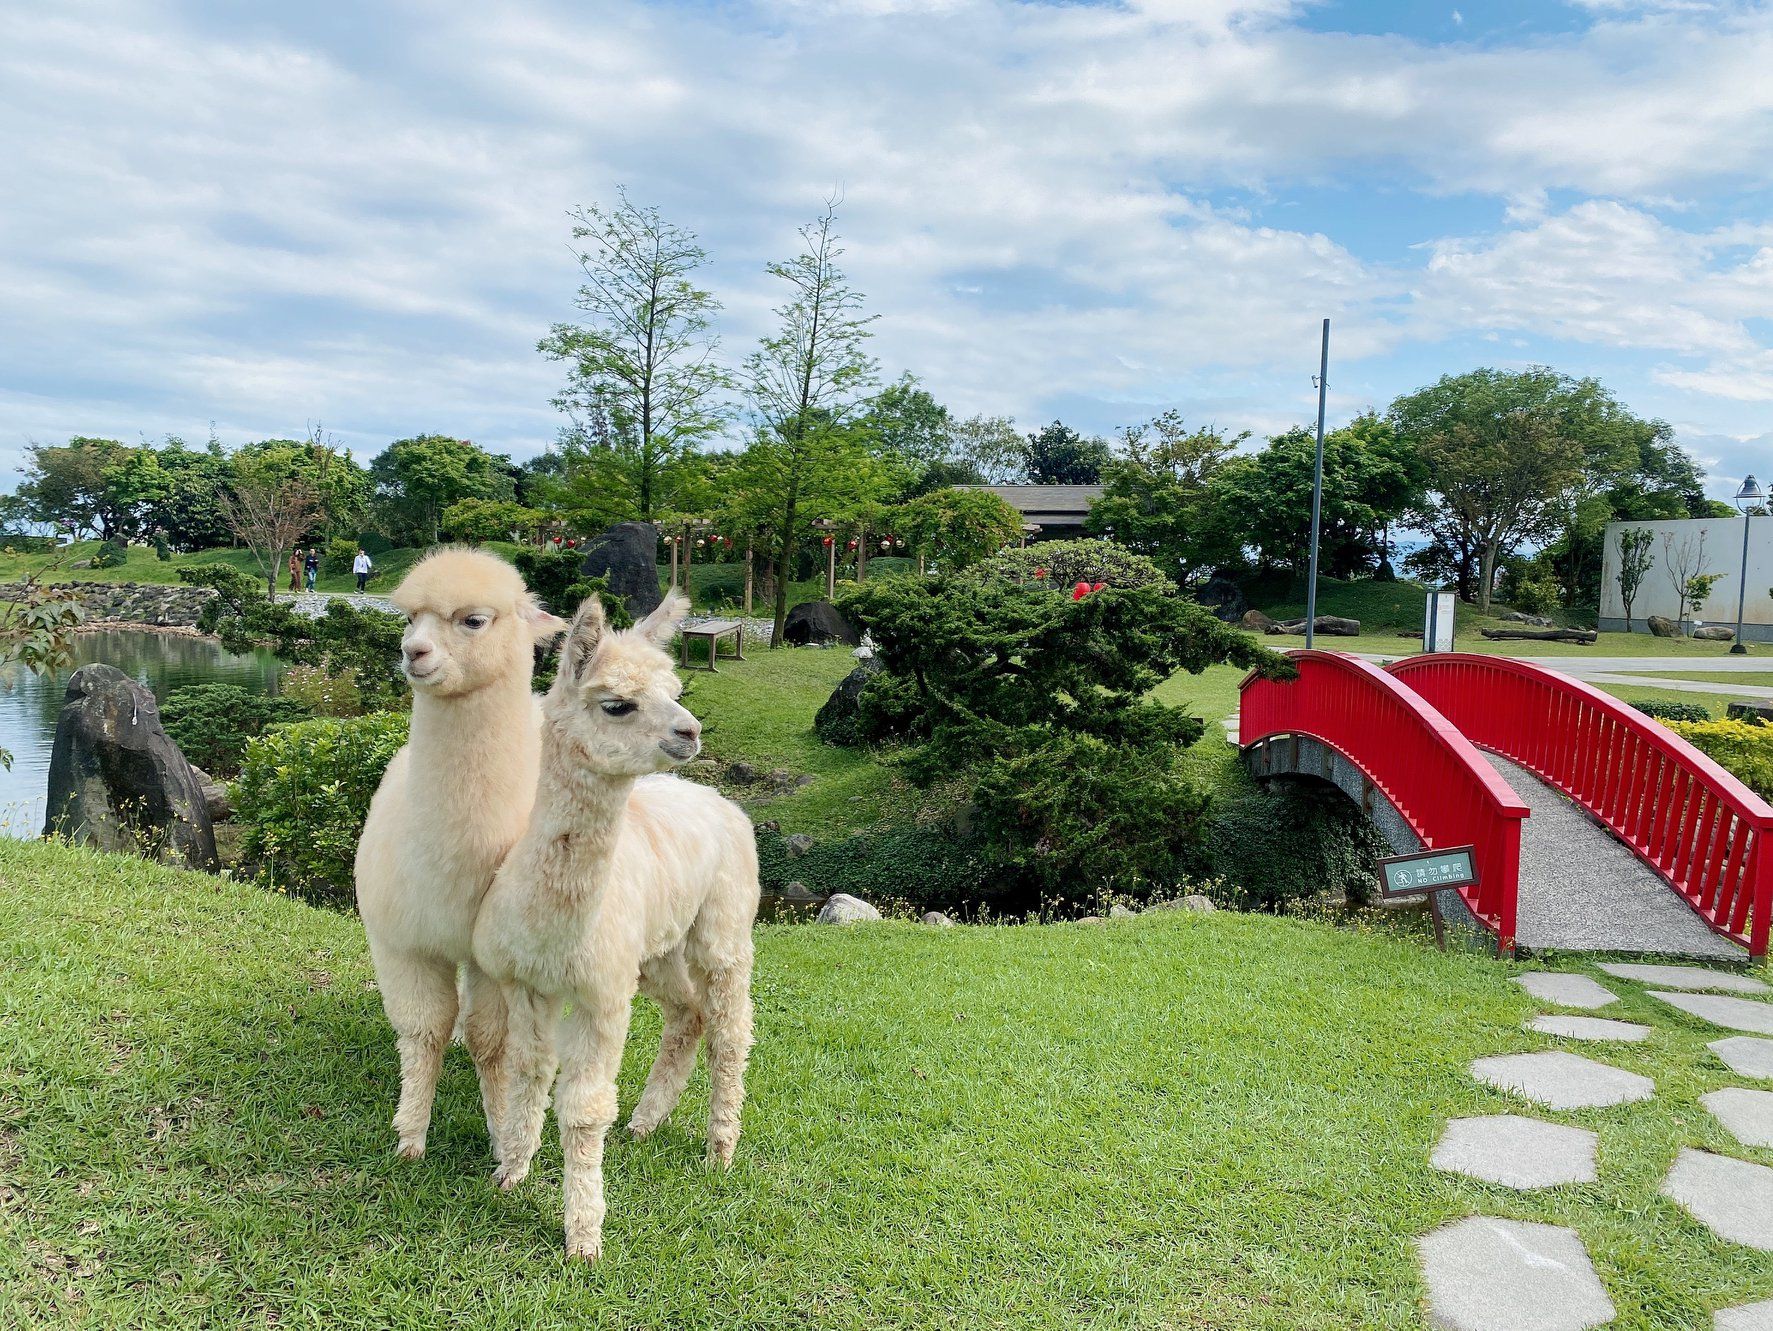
[3,839,1763,1329]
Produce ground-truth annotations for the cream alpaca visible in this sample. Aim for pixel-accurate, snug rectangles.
[355,548,565,1162]
[474,591,759,1262]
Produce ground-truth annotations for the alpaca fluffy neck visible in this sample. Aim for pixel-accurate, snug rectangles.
[407,670,538,828]
[529,725,636,914]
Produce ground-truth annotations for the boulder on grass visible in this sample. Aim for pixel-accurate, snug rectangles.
[577,521,662,619]
[1692,626,1735,641]
[1647,614,1680,638]
[1269,615,1361,637]
[1239,609,1276,633]
[813,660,879,746]
[1193,576,1248,624]
[44,663,218,871]
[784,600,861,647]
[815,893,881,924]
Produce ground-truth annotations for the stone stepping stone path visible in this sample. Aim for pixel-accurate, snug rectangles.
[1417,1217,1615,1331]
[1649,990,1773,1035]
[1716,1298,1773,1330]
[1513,972,1619,1009]
[1597,962,1769,994]
[1712,1037,1773,1078]
[1702,1088,1773,1148]
[1661,1149,1773,1251]
[1420,963,1773,1328]
[1469,1050,1654,1110]
[1529,1015,1650,1043]
[1432,1115,1597,1188]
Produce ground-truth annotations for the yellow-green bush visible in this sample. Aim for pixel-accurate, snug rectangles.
[1663,719,1773,800]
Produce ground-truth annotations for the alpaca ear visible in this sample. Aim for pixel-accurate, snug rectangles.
[635,589,690,649]
[519,594,569,644]
[561,595,606,683]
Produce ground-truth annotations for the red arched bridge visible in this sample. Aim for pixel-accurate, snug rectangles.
[1239,651,1773,960]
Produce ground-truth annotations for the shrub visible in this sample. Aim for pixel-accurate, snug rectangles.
[1201,779,1390,911]
[279,663,363,717]
[153,531,171,561]
[323,537,359,576]
[755,823,994,915]
[1662,719,1773,800]
[91,538,127,569]
[160,683,309,777]
[973,538,1173,593]
[1633,699,1712,724]
[835,574,1291,913]
[234,712,410,906]
[511,546,630,624]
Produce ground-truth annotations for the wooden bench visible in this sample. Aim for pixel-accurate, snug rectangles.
[680,619,745,671]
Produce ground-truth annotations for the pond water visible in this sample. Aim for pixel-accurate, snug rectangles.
[0,629,282,837]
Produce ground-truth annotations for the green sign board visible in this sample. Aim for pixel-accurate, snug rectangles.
[1378,845,1477,898]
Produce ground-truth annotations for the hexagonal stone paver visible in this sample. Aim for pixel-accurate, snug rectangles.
[1531,1015,1650,1042]
[1716,1298,1773,1330]
[1513,973,1619,1009]
[1432,1115,1598,1188]
[1702,1088,1773,1148]
[1418,1216,1615,1331]
[1649,991,1773,1035]
[1662,1148,1773,1250]
[1598,962,1769,994]
[1711,1037,1773,1078]
[1470,1050,1654,1110]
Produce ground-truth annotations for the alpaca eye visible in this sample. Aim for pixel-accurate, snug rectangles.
[600,700,636,717]
[462,615,489,631]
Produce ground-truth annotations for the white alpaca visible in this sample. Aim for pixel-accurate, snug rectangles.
[355,549,565,1162]
[474,590,760,1261]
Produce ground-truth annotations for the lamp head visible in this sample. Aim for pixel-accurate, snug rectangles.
[1736,474,1764,509]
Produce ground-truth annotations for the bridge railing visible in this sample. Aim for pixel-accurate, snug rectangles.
[1389,654,1773,958]
[1239,650,1529,948]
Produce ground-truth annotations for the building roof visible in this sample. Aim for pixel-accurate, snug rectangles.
[955,484,1105,522]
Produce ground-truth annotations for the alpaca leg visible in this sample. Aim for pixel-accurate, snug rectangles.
[698,959,754,1168]
[374,948,458,1161]
[493,984,561,1191]
[629,956,704,1139]
[459,962,512,1165]
[556,995,632,1262]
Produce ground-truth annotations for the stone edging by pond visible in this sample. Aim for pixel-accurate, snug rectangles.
[0,581,219,629]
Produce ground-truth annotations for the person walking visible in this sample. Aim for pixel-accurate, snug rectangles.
[304,547,320,591]
[287,549,302,592]
[352,547,373,591]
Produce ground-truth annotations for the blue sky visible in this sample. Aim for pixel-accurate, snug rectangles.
[3,0,1773,497]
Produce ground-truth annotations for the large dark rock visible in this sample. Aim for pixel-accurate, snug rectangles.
[1269,615,1361,637]
[1194,576,1249,624]
[1647,614,1680,639]
[813,660,879,745]
[784,600,861,647]
[44,663,218,871]
[578,521,662,619]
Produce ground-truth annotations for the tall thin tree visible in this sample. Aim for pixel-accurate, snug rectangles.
[538,190,730,519]
[742,199,880,645]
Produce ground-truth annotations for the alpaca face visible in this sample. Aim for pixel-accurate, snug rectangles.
[547,592,701,776]
[391,549,566,698]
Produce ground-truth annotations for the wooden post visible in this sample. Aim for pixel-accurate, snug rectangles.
[668,535,678,591]
[743,542,754,617]
[681,523,691,595]
[918,552,926,576]
[857,525,869,584]
[825,538,836,599]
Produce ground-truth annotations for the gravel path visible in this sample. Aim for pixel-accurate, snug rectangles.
[1489,753,1740,959]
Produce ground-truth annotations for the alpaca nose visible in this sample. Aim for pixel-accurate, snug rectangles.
[672,720,701,744]
[404,641,433,666]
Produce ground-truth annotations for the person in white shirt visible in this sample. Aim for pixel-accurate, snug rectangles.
[353,548,373,591]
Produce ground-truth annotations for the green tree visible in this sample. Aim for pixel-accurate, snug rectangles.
[441,497,545,544]
[1615,526,1656,632]
[894,488,1024,570]
[537,191,730,520]
[1204,413,1420,579]
[1086,411,1246,584]
[951,414,1027,484]
[17,437,137,539]
[235,434,369,544]
[1023,421,1112,485]
[858,375,955,472]
[368,435,513,546]
[741,200,881,644]
[129,437,235,551]
[1390,368,1623,611]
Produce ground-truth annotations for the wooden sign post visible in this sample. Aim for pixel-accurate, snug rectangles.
[1376,844,1477,952]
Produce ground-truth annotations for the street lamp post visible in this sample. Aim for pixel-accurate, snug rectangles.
[1305,318,1331,650]
[1732,475,1765,655]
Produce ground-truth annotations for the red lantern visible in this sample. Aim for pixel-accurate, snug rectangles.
[1093,582,1106,593]
[822,535,833,547]
[1034,567,1047,578]
[566,538,576,548]
[847,539,857,551]
[1073,581,1090,600]
[551,535,562,545]
[724,536,733,548]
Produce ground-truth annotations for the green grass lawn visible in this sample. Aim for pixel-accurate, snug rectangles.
[1630,670,1773,688]
[4,838,1769,1329]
